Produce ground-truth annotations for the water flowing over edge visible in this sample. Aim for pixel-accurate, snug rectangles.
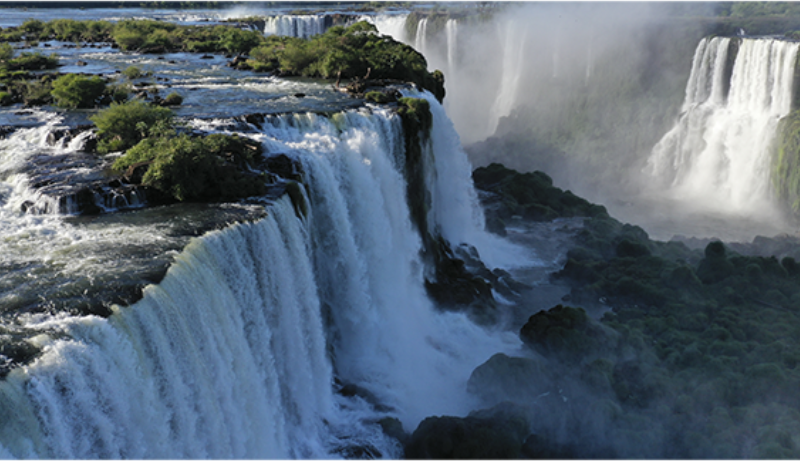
[0,94,527,459]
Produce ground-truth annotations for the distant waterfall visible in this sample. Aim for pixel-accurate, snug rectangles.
[414,17,429,58]
[0,94,523,458]
[646,37,800,213]
[446,19,458,76]
[488,20,528,136]
[263,15,328,39]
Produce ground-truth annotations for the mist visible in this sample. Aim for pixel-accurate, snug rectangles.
[399,2,796,242]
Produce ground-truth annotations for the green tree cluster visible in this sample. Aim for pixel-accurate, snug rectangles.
[248,21,446,102]
[92,99,266,203]
[470,165,800,458]
[50,74,106,108]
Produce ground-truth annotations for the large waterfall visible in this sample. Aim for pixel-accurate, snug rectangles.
[646,37,800,214]
[0,94,524,459]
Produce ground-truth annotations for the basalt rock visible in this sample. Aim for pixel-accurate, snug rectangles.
[405,403,530,459]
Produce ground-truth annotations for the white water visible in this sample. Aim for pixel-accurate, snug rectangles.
[263,15,328,39]
[0,95,529,458]
[487,20,529,137]
[645,37,800,216]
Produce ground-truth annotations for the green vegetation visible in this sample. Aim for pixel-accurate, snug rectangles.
[247,21,446,102]
[113,130,266,202]
[91,100,266,202]
[773,110,800,214]
[161,92,183,106]
[396,97,432,238]
[472,163,608,229]
[467,164,800,457]
[90,99,173,153]
[50,74,106,108]
[0,18,265,55]
[121,65,148,80]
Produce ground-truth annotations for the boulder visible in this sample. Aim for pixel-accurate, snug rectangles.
[467,353,552,406]
[520,304,619,364]
[405,405,529,459]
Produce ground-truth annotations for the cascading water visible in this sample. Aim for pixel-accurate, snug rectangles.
[263,15,328,39]
[645,37,800,215]
[487,20,528,137]
[0,94,526,458]
[414,17,429,58]
[445,19,458,78]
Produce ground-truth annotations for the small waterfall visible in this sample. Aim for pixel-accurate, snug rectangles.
[645,37,800,214]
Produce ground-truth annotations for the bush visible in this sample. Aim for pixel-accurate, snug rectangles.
[114,132,266,202]
[0,43,13,63]
[50,74,106,108]
[161,92,183,106]
[249,21,445,101]
[6,52,58,71]
[121,66,146,80]
[90,99,173,153]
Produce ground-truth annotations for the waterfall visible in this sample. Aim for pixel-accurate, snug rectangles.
[446,19,458,77]
[0,95,525,458]
[361,13,408,43]
[263,15,327,39]
[645,37,800,214]
[487,20,528,136]
[414,17,428,58]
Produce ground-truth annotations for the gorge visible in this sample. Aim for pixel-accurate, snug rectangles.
[2,1,800,459]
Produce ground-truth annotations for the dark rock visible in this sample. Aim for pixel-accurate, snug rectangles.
[425,237,498,325]
[293,93,306,98]
[200,54,214,59]
[264,154,303,181]
[521,433,579,459]
[378,417,409,446]
[520,304,619,364]
[405,405,529,459]
[76,60,88,66]
[467,353,552,406]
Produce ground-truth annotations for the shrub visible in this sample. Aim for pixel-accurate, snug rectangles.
[161,92,183,106]
[50,74,106,108]
[6,52,58,71]
[114,132,266,202]
[249,21,445,101]
[90,99,173,153]
[0,43,13,63]
[121,66,146,80]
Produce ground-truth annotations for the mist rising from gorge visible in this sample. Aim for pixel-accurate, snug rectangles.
[434,2,798,242]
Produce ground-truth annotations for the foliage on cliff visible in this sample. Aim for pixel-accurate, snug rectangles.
[90,99,174,153]
[90,100,266,203]
[247,21,446,102]
[773,110,800,214]
[464,164,800,458]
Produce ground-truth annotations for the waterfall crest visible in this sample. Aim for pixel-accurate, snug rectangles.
[0,96,524,458]
[646,37,800,214]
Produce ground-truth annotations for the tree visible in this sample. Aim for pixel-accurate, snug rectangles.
[51,74,106,109]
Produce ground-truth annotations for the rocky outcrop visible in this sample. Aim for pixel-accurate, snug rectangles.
[404,403,530,459]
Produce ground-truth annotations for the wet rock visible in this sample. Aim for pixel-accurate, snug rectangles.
[264,154,303,181]
[467,353,553,406]
[405,404,529,459]
[378,417,409,446]
[520,304,619,364]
